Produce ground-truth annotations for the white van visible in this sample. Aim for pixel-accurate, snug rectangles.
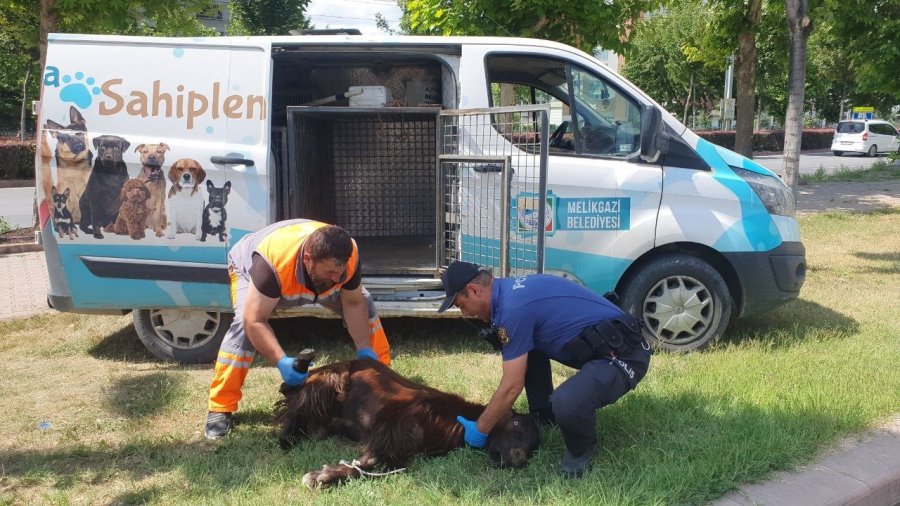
[831,119,900,157]
[34,33,806,361]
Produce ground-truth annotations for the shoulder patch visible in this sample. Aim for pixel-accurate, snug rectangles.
[497,327,510,346]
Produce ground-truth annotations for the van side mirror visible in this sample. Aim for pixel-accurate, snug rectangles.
[640,105,668,163]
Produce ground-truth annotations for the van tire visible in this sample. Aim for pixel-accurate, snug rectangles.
[133,309,232,363]
[619,255,732,352]
[833,151,843,156]
[867,145,878,157]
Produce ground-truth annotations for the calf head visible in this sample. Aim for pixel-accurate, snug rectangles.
[487,412,540,468]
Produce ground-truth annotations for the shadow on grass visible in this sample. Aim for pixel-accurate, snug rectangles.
[853,251,900,274]
[0,391,849,504]
[725,298,859,349]
[87,316,489,365]
[105,372,189,419]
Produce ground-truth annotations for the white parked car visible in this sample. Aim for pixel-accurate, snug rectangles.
[831,119,900,157]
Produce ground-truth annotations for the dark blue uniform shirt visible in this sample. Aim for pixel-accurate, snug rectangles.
[491,274,626,363]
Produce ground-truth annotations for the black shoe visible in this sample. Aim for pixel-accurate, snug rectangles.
[530,408,557,428]
[560,443,596,478]
[204,411,233,440]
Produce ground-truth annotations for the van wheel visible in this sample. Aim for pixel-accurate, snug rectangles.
[833,151,843,156]
[867,145,878,157]
[133,309,232,363]
[619,255,732,352]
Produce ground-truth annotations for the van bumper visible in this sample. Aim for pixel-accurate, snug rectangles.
[723,241,807,318]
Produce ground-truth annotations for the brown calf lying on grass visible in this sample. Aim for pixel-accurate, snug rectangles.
[275,359,540,489]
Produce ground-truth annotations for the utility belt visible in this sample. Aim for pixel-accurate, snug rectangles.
[564,315,649,366]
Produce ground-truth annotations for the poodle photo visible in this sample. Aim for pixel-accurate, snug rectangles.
[111,178,151,240]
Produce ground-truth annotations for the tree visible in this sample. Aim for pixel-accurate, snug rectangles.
[229,0,311,35]
[400,0,662,53]
[825,0,899,105]
[621,4,723,126]
[782,0,812,190]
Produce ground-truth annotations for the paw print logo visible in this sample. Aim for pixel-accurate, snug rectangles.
[59,72,101,109]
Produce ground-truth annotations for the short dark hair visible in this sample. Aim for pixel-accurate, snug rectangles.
[305,225,353,264]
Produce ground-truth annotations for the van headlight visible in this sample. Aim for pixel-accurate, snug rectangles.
[731,166,796,217]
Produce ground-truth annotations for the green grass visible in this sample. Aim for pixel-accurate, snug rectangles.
[0,216,12,234]
[1,210,899,505]
[800,159,900,183]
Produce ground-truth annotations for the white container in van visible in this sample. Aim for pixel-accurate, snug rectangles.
[348,85,391,107]
[34,33,806,362]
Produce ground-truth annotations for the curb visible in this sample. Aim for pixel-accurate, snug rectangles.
[0,243,43,255]
[0,179,35,189]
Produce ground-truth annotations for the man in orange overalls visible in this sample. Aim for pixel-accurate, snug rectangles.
[204,219,391,439]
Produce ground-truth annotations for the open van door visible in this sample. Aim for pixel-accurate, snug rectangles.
[37,35,273,362]
[438,105,550,277]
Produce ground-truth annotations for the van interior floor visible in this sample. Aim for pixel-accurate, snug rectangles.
[354,236,436,275]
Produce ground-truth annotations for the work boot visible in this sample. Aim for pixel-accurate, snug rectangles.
[204,411,233,440]
[560,442,596,478]
[530,408,557,428]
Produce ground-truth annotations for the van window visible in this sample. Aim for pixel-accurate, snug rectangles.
[836,122,864,134]
[486,54,640,158]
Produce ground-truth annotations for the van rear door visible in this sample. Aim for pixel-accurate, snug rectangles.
[37,35,269,312]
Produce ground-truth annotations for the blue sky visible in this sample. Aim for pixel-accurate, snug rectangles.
[307,0,402,34]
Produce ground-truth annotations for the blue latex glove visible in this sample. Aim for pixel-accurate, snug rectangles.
[456,415,488,448]
[356,347,379,361]
[276,355,309,386]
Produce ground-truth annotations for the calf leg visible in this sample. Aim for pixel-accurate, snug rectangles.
[301,453,382,490]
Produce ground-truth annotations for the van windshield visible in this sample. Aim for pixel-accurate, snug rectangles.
[836,122,865,134]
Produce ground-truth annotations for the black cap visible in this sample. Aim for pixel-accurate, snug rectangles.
[438,261,481,312]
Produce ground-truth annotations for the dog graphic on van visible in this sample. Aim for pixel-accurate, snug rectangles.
[200,180,230,242]
[80,135,130,239]
[112,178,152,240]
[46,106,92,224]
[50,186,78,240]
[166,158,207,239]
[135,143,170,237]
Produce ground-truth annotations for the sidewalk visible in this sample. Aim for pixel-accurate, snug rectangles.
[1,181,899,505]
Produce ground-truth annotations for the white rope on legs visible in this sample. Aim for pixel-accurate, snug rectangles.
[339,459,407,478]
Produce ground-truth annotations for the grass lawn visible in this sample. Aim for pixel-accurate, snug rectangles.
[1,209,898,505]
[801,158,900,183]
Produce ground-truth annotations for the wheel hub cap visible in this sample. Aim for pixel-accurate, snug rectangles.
[642,275,713,346]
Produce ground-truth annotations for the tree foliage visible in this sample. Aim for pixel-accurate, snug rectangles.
[400,0,662,52]
[621,4,722,125]
[229,0,311,35]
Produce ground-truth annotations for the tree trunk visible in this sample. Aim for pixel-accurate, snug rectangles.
[39,0,58,72]
[19,67,31,140]
[733,0,762,159]
[782,0,812,190]
[683,72,694,125]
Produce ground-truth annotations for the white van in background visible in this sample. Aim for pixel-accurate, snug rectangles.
[35,33,806,362]
[831,119,900,157]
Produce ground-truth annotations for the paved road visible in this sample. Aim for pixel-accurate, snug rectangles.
[755,151,884,177]
[0,187,35,230]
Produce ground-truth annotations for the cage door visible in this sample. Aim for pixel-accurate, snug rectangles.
[439,105,550,277]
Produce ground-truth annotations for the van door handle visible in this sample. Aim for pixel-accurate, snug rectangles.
[210,156,255,166]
